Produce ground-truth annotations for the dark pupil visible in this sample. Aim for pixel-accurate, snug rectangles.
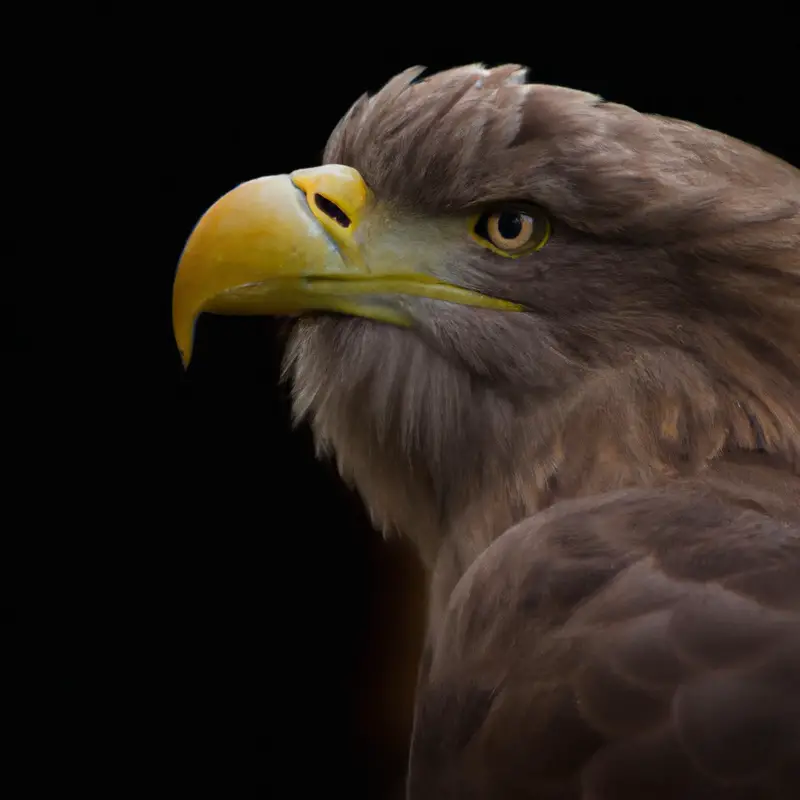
[497,212,522,240]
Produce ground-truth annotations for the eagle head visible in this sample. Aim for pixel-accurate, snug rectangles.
[173,65,800,565]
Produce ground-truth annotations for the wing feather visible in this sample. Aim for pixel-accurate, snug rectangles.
[407,485,800,799]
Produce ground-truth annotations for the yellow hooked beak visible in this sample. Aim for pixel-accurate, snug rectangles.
[172,164,522,367]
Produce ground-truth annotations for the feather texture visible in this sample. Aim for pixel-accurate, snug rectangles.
[280,66,800,797]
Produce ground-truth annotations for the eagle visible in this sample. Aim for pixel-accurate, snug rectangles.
[172,65,800,799]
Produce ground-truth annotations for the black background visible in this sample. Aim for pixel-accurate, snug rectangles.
[8,27,797,800]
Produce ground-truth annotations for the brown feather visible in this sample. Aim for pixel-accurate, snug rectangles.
[281,65,800,797]
[408,487,800,799]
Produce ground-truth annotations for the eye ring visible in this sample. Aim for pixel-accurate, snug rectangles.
[472,206,551,257]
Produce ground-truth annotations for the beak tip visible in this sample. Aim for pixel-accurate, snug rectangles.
[173,304,195,371]
[177,341,192,370]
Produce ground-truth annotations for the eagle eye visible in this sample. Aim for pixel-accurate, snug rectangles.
[472,206,551,257]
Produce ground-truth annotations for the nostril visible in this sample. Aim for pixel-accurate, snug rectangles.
[313,193,351,228]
